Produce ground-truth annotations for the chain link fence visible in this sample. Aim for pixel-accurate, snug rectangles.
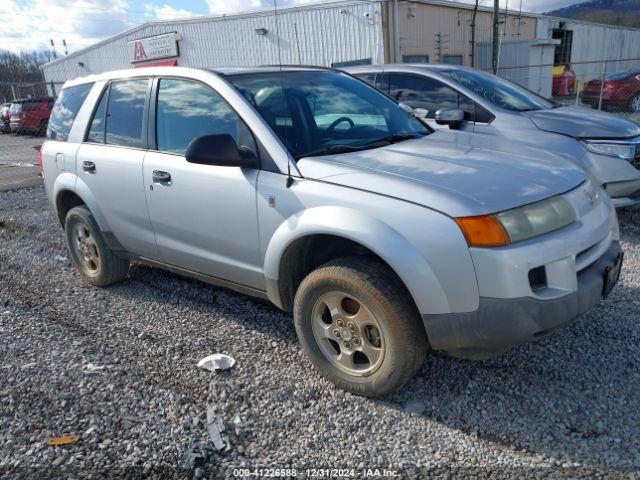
[490,57,640,124]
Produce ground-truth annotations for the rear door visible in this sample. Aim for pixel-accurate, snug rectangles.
[142,77,262,288]
[75,79,158,258]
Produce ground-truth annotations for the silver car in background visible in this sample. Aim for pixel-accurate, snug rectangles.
[41,66,622,396]
[346,64,640,208]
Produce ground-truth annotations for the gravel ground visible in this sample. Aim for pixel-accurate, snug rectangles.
[0,186,639,479]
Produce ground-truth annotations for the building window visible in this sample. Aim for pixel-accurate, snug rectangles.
[442,55,463,65]
[402,55,429,64]
[331,58,372,68]
[552,27,572,65]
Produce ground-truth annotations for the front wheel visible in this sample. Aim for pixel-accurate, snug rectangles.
[293,257,427,397]
[65,205,129,287]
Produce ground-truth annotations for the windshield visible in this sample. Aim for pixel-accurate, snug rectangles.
[225,70,428,159]
[439,69,554,112]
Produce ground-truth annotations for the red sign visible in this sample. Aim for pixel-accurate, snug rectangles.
[132,41,147,62]
[133,60,178,69]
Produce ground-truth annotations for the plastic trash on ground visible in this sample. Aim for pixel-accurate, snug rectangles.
[197,354,235,372]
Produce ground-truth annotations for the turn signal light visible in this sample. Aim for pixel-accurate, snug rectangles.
[455,215,511,248]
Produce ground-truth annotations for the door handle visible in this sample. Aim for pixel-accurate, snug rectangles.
[152,170,172,183]
[82,161,96,172]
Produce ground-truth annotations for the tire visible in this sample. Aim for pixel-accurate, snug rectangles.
[65,205,129,287]
[293,256,428,397]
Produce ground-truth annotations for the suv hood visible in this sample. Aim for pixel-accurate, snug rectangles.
[297,132,585,217]
[523,106,640,139]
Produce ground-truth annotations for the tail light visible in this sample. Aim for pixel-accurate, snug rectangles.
[39,142,46,179]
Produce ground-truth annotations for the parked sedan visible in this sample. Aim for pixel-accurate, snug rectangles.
[345,64,640,208]
[582,70,640,113]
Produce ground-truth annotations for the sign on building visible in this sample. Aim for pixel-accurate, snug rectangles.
[129,33,179,64]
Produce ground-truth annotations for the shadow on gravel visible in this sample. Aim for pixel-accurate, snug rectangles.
[394,279,640,471]
[108,263,298,345]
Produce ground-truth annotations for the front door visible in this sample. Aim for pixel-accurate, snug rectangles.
[142,78,263,288]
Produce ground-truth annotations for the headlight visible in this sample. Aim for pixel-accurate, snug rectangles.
[495,195,577,243]
[581,140,636,160]
[456,195,577,247]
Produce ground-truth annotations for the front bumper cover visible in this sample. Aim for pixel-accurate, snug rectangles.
[423,240,622,359]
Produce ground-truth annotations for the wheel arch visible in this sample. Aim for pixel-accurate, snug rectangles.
[53,175,111,232]
[263,206,450,315]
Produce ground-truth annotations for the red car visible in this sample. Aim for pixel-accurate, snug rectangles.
[9,97,55,135]
[582,70,640,112]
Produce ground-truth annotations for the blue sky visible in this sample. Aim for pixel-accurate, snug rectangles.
[0,0,588,54]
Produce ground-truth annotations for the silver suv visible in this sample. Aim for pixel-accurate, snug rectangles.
[42,66,622,397]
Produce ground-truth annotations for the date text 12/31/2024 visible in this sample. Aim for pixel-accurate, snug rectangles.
[232,468,400,478]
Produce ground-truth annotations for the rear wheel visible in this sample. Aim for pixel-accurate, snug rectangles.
[293,257,427,397]
[65,205,129,287]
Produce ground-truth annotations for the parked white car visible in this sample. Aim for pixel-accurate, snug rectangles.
[41,66,622,396]
[346,64,640,208]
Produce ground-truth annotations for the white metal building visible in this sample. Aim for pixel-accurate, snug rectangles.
[41,0,640,97]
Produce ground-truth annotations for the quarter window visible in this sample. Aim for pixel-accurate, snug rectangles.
[87,88,108,143]
[47,82,93,141]
[156,79,241,156]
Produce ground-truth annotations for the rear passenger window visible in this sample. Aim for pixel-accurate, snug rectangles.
[155,79,240,155]
[47,82,93,141]
[105,80,148,148]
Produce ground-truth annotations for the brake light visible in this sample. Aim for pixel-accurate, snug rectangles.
[39,142,46,179]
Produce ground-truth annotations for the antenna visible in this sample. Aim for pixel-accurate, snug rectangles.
[273,0,294,188]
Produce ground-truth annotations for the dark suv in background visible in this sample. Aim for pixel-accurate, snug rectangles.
[9,97,54,135]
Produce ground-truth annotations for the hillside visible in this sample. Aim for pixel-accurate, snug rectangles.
[545,0,640,28]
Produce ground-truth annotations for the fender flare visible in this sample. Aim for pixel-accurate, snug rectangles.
[263,206,450,315]
[52,174,112,232]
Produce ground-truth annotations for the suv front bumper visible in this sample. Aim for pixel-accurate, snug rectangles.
[423,241,622,359]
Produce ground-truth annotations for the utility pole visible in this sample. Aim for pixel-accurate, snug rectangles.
[470,0,478,67]
[392,0,400,62]
[50,39,57,60]
[492,0,500,74]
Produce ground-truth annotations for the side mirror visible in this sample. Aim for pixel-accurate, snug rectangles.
[185,134,257,168]
[435,108,464,128]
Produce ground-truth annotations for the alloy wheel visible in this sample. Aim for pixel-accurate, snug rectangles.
[72,222,101,275]
[311,291,385,377]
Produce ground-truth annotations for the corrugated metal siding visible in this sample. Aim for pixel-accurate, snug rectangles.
[536,17,640,81]
[397,2,536,66]
[42,1,384,84]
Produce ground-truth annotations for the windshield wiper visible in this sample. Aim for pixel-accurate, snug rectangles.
[295,143,381,160]
[363,132,425,146]
[296,133,425,160]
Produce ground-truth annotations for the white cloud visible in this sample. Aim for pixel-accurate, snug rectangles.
[0,0,132,55]
[205,0,320,15]
[145,3,196,19]
[205,0,262,15]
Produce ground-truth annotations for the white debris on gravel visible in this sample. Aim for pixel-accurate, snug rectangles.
[197,354,236,372]
[1,186,639,478]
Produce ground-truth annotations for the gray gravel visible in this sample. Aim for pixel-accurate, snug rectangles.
[1,186,639,479]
